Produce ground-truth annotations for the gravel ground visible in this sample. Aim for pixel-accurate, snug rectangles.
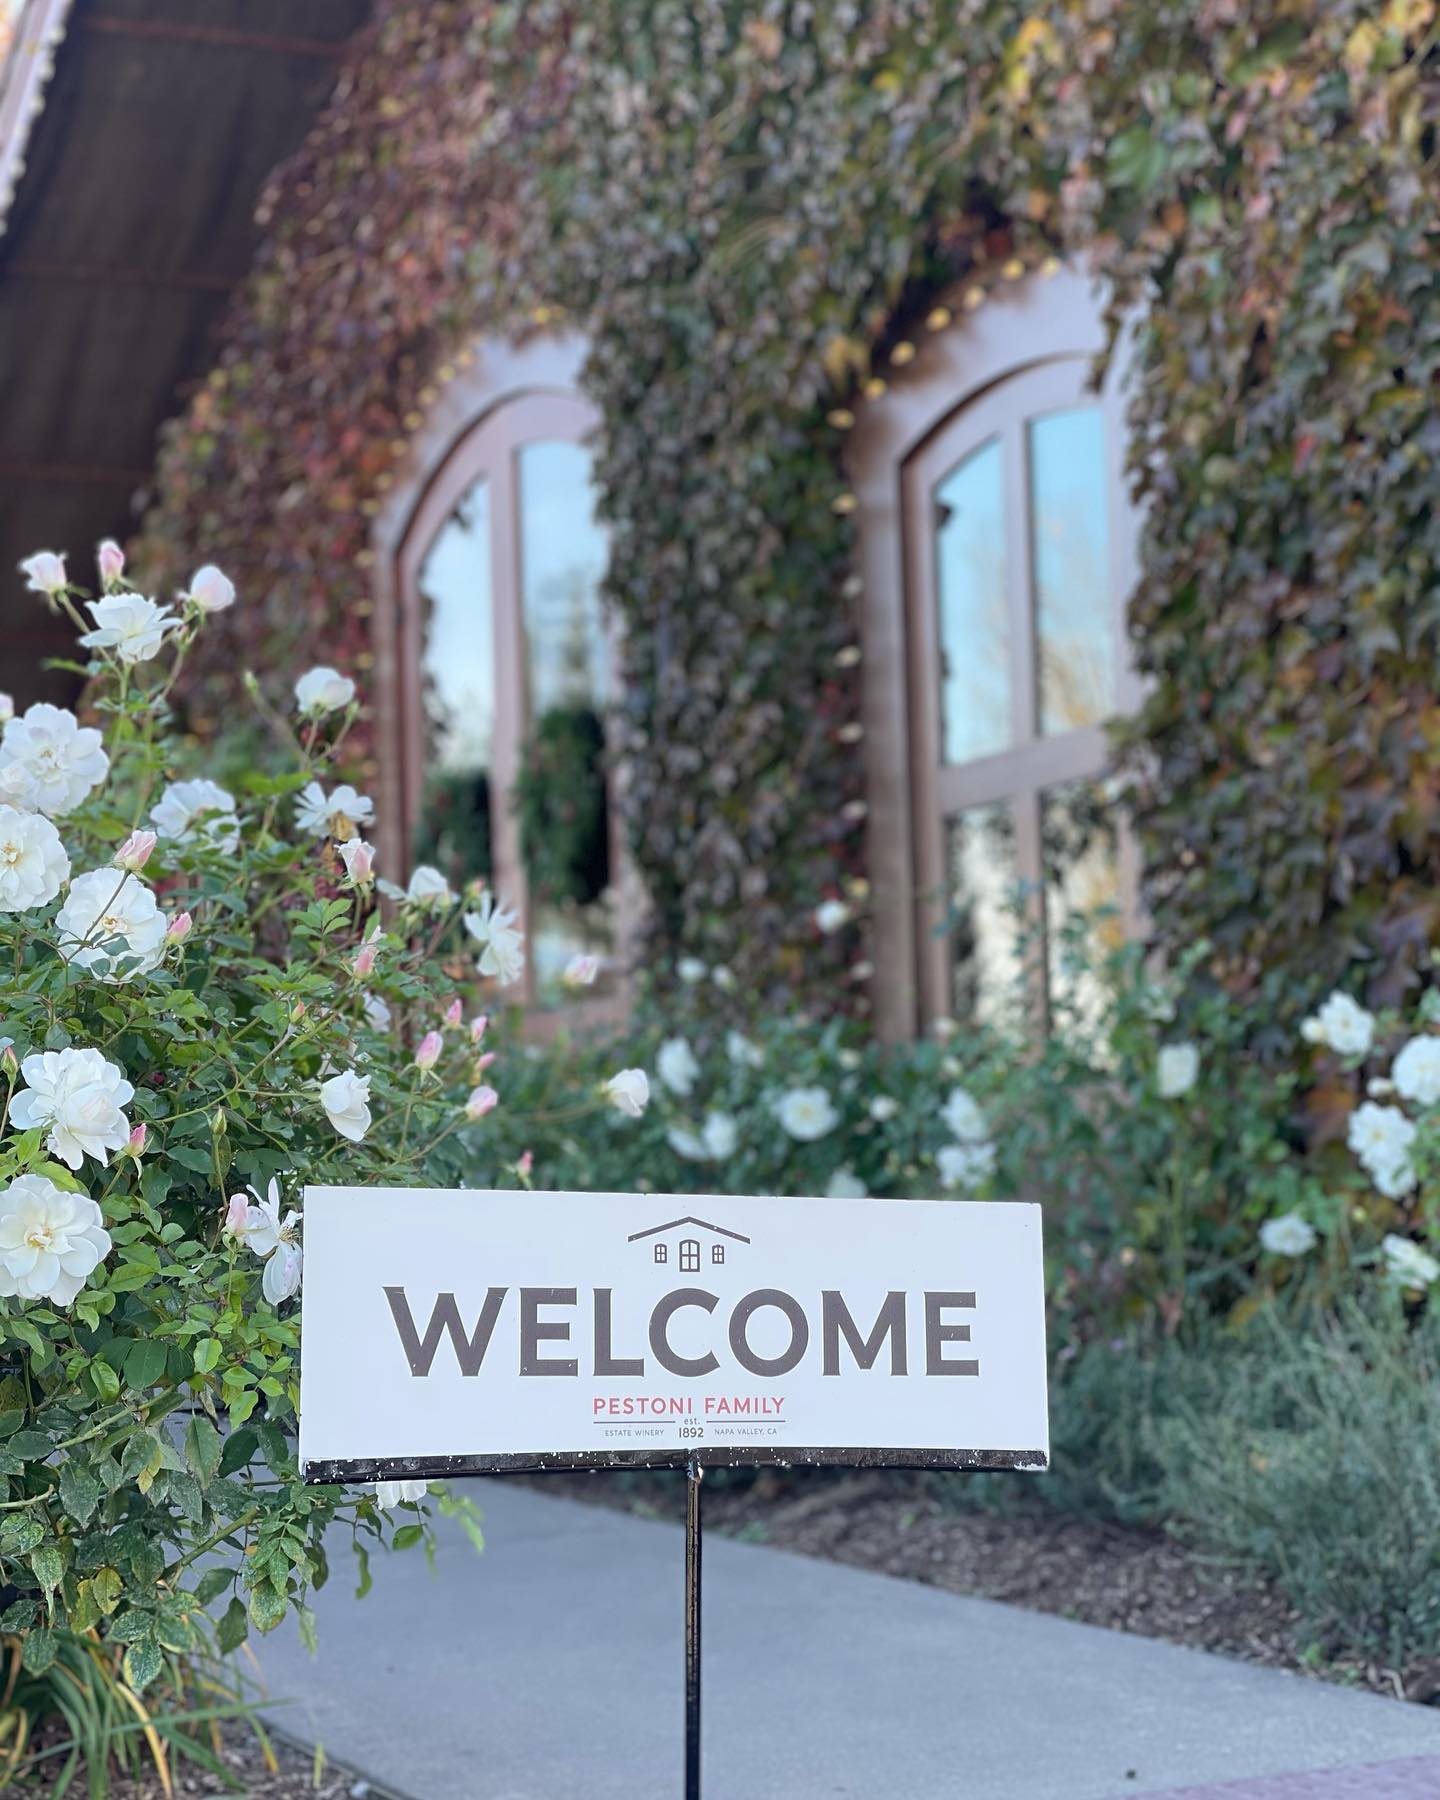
[542,1468,1440,1707]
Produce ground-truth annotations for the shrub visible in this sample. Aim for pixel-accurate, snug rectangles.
[1152,1300,1440,1668]
[0,547,636,1789]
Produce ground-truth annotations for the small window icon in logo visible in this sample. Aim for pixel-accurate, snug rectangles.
[712,1242,726,1265]
[680,1239,700,1273]
[654,1242,668,1265]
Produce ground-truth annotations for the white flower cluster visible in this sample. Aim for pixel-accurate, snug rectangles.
[1300,991,1375,1058]
[934,1086,997,1193]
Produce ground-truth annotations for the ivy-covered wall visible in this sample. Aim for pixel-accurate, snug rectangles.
[137,0,1440,1028]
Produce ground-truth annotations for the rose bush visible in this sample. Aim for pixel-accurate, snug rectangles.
[0,545,644,1787]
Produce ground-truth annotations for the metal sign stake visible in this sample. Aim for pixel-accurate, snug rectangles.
[684,1455,703,1799]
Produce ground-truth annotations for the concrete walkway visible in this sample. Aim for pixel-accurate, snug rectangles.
[253,1481,1440,1799]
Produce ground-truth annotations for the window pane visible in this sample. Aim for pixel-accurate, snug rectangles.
[1030,406,1113,736]
[517,442,613,1002]
[944,804,1022,1026]
[1042,778,1125,1027]
[417,478,494,881]
[934,438,1009,764]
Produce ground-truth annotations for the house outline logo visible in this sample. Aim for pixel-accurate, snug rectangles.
[627,1215,751,1274]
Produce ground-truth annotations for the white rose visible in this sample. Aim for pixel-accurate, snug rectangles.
[703,1112,738,1159]
[1156,1042,1200,1099]
[667,1125,709,1161]
[79,594,179,664]
[826,1167,868,1198]
[19,551,66,598]
[726,1031,764,1069]
[463,892,526,987]
[1299,991,1375,1058]
[8,1047,134,1171]
[186,565,235,613]
[1382,1232,1440,1290]
[937,1139,996,1192]
[294,665,356,716]
[320,1070,372,1143]
[814,899,851,935]
[605,1068,649,1117]
[0,806,69,912]
[775,1086,839,1141]
[363,993,393,1032]
[0,1173,111,1305]
[56,869,168,982]
[0,703,108,817]
[1258,1212,1317,1257]
[374,1480,429,1509]
[1392,1036,1440,1109]
[239,1179,302,1303]
[294,780,375,841]
[150,777,240,853]
[676,957,708,984]
[869,1096,900,1123]
[1347,1100,1417,1193]
[940,1086,987,1142]
[657,1037,700,1096]
[406,864,453,909]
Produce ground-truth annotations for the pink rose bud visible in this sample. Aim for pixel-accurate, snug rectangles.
[469,1013,489,1045]
[222,1192,249,1240]
[475,1050,497,1072]
[354,939,378,979]
[516,1150,534,1179]
[289,1000,306,1023]
[465,1084,499,1120]
[166,910,193,943]
[339,839,375,886]
[114,828,157,872]
[98,540,126,587]
[1,1042,17,1073]
[444,997,463,1028]
[126,1122,147,1160]
[0,693,13,725]
[415,1030,444,1072]
[562,953,600,989]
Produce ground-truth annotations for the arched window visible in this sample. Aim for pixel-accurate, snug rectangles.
[374,334,636,1013]
[851,270,1142,1039]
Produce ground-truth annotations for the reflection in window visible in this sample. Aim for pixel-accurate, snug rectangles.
[945,805,1022,1026]
[1030,407,1112,737]
[416,479,494,883]
[934,439,1009,764]
[1042,778,1125,1028]
[517,442,614,1003]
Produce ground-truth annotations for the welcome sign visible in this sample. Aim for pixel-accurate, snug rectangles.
[299,1187,1049,1482]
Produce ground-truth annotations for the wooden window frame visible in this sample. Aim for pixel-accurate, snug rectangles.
[848,269,1143,1039]
[372,332,637,1019]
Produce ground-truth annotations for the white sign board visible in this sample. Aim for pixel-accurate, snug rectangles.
[299,1188,1048,1481]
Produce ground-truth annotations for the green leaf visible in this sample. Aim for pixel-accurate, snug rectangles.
[107,1609,156,1645]
[217,1595,249,1653]
[184,1416,222,1483]
[193,1567,232,1608]
[6,1432,53,1462]
[123,1640,164,1692]
[29,1544,63,1597]
[89,1361,121,1402]
[59,1461,102,1527]
[217,1426,258,1479]
[123,1339,169,1393]
[193,1338,222,1376]
[89,1567,123,1616]
[391,1524,424,1551]
[247,1581,289,1634]
[0,1515,45,1555]
[21,1627,56,1676]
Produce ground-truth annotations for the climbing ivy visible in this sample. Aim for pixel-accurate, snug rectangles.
[137,0,1440,1029]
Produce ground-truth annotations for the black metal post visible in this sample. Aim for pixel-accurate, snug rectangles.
[684,1455,703,1799]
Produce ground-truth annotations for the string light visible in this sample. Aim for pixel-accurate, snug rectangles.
[889,340,916,366]
[831,492,858,515]
[925,305,952,330]
[862,376,887,399]
[962,283,986,310]
[827,407,856,430]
